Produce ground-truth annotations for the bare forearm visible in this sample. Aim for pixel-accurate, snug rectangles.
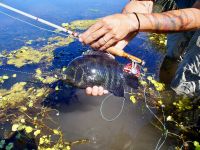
[122,0,153,14]
[131,8,200,32]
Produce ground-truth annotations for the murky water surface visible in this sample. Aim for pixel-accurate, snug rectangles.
[0,0,171,149]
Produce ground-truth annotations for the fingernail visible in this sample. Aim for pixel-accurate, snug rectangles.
[79,34,83,42]
[104,90,109,94]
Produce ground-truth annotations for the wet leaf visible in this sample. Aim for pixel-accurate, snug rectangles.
[53,129,60,135]
[25,126,33,134]
[2,75,9,80]
[130,95,136,104]
[12,74,17,78]
[34,130,41,137]
[20,118,25,123]
[36,68,42,75]
[55,86,59,91]
[12,124,19,131]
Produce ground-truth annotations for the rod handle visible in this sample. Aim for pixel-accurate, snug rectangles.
[106,47,144,65]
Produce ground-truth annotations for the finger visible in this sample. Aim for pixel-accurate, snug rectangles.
[83,26,109,45]
[79,21,103,42]
[86,87,92,95]
[91,32,114,49]
[103,90,109,94]
[98,86,104,96]
[99,38,117,51]
[92,86,99,96]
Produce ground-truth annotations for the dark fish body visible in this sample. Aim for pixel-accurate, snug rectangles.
[62,51,138,97]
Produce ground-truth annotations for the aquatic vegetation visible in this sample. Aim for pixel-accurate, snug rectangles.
[0,33,88,149]
[62,19,97,31]
[6,46,53,68]
[148,33,167,53]
[2,36,74,68]
[0,82,50,109]
[147,76,165,91]
[35,68,58,84]
[194,141,200,150]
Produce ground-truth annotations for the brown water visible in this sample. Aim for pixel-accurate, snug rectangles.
[50,90,172,150]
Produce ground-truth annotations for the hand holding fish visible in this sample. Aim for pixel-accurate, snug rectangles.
[86,86,109,96]
[84,40,133,96]
[79,13,139,51]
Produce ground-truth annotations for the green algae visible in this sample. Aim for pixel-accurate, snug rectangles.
[6,46,53,68]
[62,19,97,31]
[0,82,50,109]
[3,36,74,68]
[148,33,167,53]
[35,68,58,84]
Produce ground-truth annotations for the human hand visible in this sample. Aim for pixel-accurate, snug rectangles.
[79,13,139,51]
[86,86,109,96]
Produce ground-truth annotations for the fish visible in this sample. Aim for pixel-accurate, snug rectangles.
[62,50,139,97]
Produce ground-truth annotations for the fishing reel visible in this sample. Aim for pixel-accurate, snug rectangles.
[123,61,142,78]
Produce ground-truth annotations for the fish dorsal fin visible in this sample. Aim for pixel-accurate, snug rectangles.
[82,50,115,59]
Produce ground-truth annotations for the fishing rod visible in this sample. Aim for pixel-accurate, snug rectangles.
[0,2,144,65]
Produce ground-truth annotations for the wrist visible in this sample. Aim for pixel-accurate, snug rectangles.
[126,13,140,32]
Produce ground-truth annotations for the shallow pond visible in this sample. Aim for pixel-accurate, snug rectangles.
[0,0,173,150]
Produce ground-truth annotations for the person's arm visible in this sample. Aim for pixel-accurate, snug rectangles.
[130,8,200,33]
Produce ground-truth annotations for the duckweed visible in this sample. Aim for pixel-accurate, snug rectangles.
[62,19,97,30]
[6,46,53,68]
[3,36,74,68]
[148,33,167,53]
[0,82,50,109]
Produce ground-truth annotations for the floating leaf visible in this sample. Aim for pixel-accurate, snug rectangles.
[139,80,147,86]
[55,86,59,91]
[34,130,41,137]
[28,101,33,107]
[19,106,27,112]
[2,75,9,80]
[12,124,19,131]
[66,145,71,150]
[194,141,200,147]
[20,118,25,123]
[36,68,42,75]
[62,66,67,72]
[25,126,33,134]
[166,116,173,121]
[53,129,60,135]
[12,74,17,78]
[130,95,136,104]
[39,137,45,145]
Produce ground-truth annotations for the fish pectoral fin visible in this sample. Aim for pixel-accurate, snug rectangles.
[111,85,124,97]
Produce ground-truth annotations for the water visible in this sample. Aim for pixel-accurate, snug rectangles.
[0,0,171,150]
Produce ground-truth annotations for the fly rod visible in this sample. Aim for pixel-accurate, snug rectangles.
[0,2,144,64]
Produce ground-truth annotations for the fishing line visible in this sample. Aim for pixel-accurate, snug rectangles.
[143,86,168,150]
[100,93,125,122]
[0,10,68,37]
[0,67,53,76]
[0,67,35,75]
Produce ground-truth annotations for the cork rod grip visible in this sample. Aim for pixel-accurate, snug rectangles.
[106,47,143,64]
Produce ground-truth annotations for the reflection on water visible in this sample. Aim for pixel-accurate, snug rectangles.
[0,0,169,149]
